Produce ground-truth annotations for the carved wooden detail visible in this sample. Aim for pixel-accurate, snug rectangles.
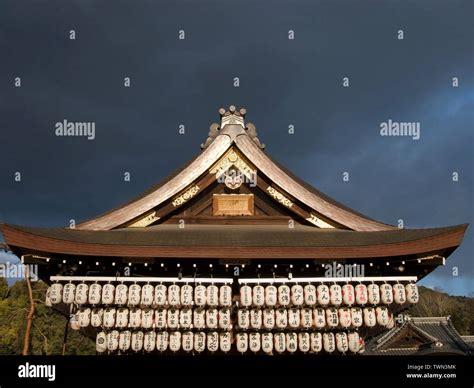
[172,185,200,207]
[266,186,293,208]
[128,211,160,228]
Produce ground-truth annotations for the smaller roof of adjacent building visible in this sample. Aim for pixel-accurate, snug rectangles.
[365,316,473,355]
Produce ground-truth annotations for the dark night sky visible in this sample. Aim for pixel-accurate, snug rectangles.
[0,0,472,294]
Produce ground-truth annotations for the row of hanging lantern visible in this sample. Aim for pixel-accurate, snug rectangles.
[239,283,419,307]
[95,330,364,354]
[46,282,233,307]
[235,331,364,354]
[70,307,233,330]
[237,306,394,330]
[96,330,231,354]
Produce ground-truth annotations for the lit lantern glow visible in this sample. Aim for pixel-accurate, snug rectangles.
[317,284,330,306]
[169,331,181,352]
[393,283,406,304]
[179,308,192,329]
[182,331,194,352]
[167,308,179,329]
[338,307,352,328]
[128,284,141,306]
[103,307,116,328]
[62,283,76,304]
[206,308,218,329]
[304,284,317,306]
[219,308,231,330]
[250,308,263,329]
[207,285,219,307]
[168,284,181,307]
[156,331,169,352]
[298,332,310,353]
[310,332,323,353]
[141,284,154,306]
[101,283,115,305]
[286,332,298,353]
[236,332,248,353]
[240,285,252,307]
[291,284,304,306]
[406,283,419,304]
[342,284,355,306]
[288,308,300,329]
[275,308,288,329]
[238,309,250,330]
[367,284,380,305]
[75,283,89,305]
[193,308,205,330]
[114,284,128,305]
[313,308,326,329]
[301,308,313,329]
[336,332,349,353]
[355,284,368,305]
[323,332,335,353]
[119,330,131,351]
[329,284,342,306]
[274,332,286,353]
[116,307,129,328]
[96,331,107,353]
[326,307,339,328]
[154,284,167,306]
[141,308,154,329]
[363,307,377,327]
[107,330,119,352]
[78,307,91,327]
[155,308,167,329]
[180,284,193,307]
[263,308,275,329]
[88,283,102,305]
[50,283,63,304]
[207,331,219,352]
[262,332,273,354]
[144,331,156,352]
[376,306,389,327]
[278,284,291,306]
[90,308,103,327]
[219,285,232,306]
[194,285,206,306]
[249,332,261,353]
[253,285,265,307]
[219,332,232,353]
[194,332,206,352]
[348,332,361,353]
[129,308,142,328]
[380,283,393,305]
[350,307,363,328]
[131,331,144,352]
[265,285,277,306]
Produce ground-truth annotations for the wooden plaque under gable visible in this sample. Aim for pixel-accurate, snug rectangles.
[213,194,254,216]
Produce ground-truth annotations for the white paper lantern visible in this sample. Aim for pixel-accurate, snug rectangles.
[275,308,288,329]
[348,332,361,353]
[91,308,103,327]
[96,331,107,353]
[129,308,141,328]
[250,308,262,329]
[207,331,219,352]
[263,308,275,329]
[367,284,380,305]
[179,308,192,329]
[288,308,300,329]
[406,283,419,304]
[326,307,339,327]
[155,308,167,329]
[144,331,156,352]
[62,283,75,304]
[363,307,377,327]
[119,330,131,351]
[116,307,129,328]
[45,287,52,307]
[338,307,352,328]
[75,283,88,305]
[323,332,335,353]
[274,332,286,353]
[169,331,181,352]
[240,285,252,307]
[355,284,368,305]
[237,309,250,330]
[194,332,206,353]
[168,284,181,307]
[78,307,91,327]
[301,308,313,329]
[236,332,248,353]
[265,285,277,306]
[350,307,363,328]
[329,284,342,306]
[50,283,63,304]
[376,306,389,327]
[128,284,141,306]
[291,285,304,306]
[219,332,232,353]
[131,331,144,352]
[286,332,298,353]
[101,283,115,305]
[393,283,406,305]
[336,332,349,353]
[249,332,261,353]
[262,332,273,354]
[313,308,326,329]
[298,332,310,353]
[193,308,206,329]
[156,331,169,352]
[380,283,393,305]
[342,284,355,306]
[182,331,194,352]
[206,308,218,329]
[253,285,265,307]
[70,314,80,330]
[219,308,231,330]
[180,284,193,307]
[154,284,167,306]
[207,285,219,307]
[88,283,102,305]
[317,284,330,306]
[114,284,128,305]
[310,332,322,353]
[278,284,290,306]
[103,307,116,328]
[107,330,119,352]
[167,308,179,329]
[194,285,206,306]
[304,284,317,306]
[141,308,154,329]
[141,284,154,306]
[219,285,232,307]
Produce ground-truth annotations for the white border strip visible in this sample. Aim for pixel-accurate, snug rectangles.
[50,276,233,284]
[238,276,417,284]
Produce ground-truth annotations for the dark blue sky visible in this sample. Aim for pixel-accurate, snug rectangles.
[0,0,472,295]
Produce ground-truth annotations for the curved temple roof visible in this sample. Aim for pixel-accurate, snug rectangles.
[75,106,395,232]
